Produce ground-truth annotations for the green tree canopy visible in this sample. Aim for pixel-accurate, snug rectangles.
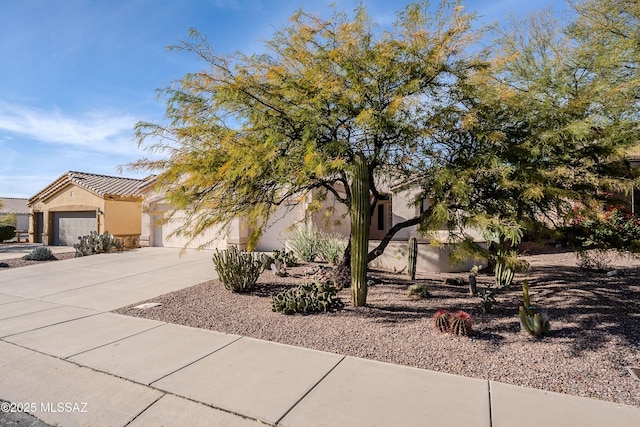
[130,1,481,305]
[131,0,640,305]
[418,1,640,253]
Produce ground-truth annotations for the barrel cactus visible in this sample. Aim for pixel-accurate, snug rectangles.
[433,309,450,333]
[449,310,473,337]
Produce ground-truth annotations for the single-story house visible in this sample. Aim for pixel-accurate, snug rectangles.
[0,197,30,240]
[140,178,484,273]
[28,171,151,247]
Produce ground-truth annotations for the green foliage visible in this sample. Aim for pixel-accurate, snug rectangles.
[261,249,298,277]
[129,1,479,307]
[273,249,298,267]
[565,207,640,270]
[212,246,263,293]
[406,283,430,299]
[479,287,496,314]
[0,212,17,227]
[22,246,56,261]
[129,0,640,308]
[317,234,346,265]
[519,280,550,338]
[287,225,345,265]
[288,225,320,262]
[571,207,640,250]
[74,231,122,257]
[0,224,15,242]
[271,282,344,315]
[494,249,529,288]
[407,237,418,281]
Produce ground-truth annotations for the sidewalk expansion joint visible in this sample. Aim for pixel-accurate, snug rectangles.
[123,393,165,427]
[147,335,244,386]
[63,322,166,360]
[274,354,347,425]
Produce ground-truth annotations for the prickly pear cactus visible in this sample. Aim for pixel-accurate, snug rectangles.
[408,237,418,280]
[271,282,344,315]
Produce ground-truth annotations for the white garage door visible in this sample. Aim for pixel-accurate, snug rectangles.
[151,210,226,249]
[52,211,96,246]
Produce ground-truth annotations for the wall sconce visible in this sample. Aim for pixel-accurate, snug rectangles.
[96,209,104,216]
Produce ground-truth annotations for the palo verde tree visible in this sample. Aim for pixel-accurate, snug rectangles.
[129,1,480,306]
[415,2,640,264]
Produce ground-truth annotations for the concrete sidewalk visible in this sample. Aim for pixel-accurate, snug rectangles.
[1,248,639,426]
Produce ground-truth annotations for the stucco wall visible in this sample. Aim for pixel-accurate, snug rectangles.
[104,199,142,235]
[29,184,142,245]
[368,240,487,273]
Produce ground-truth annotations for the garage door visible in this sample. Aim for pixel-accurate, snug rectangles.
[151,209,226,249]
[52,211,97,246]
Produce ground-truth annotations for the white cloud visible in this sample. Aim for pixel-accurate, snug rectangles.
[0,100,141,156]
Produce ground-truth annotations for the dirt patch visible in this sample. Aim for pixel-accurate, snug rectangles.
[114,250,640,407]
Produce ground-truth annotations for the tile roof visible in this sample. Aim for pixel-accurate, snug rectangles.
[0,197,29,214]
[29,171,153,203]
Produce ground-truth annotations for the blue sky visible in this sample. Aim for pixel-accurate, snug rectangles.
[0,0,569,198]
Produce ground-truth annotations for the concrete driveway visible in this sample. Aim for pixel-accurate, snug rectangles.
[1,248,639,426]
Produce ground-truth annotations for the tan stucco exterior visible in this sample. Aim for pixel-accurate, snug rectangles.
[29,183,141,246]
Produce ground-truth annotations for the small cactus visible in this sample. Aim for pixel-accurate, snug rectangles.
[449,310,473,337]
[433,309,450,333]
[408,237,418,280]
[407,283,430,299]
[494,259,514,288]
[519,280,550,338]
[212,246,263,293]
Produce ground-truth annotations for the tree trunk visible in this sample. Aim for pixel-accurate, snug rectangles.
[350,152,370,306]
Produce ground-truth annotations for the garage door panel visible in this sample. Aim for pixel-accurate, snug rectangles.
[53,212,96,246]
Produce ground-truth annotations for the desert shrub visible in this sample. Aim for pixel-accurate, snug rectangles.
[317,232,346,264]
[212,246,263,293]
[271,282,344,315]
[22,246,56,261]
[566,207,640,270]
[74,231,121,257]
[0,224,16,242]
[288,224,320,262]
[406,283,431,299]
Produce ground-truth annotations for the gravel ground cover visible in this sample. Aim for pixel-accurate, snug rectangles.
[111,248,637,407]
[0,252,76,269]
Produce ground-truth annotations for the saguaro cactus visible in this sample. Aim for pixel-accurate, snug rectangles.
[408,236,418,280]
[350,152,370,306]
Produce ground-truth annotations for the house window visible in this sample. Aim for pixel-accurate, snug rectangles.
[377,205,385,230]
